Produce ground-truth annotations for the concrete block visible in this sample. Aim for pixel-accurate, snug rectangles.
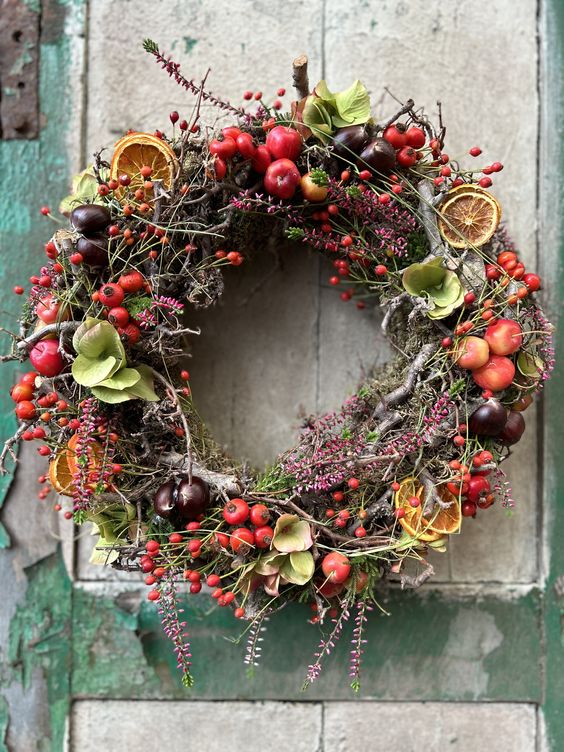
[71,700,322,752]
[323,701,536,752]
[85,0,324,156]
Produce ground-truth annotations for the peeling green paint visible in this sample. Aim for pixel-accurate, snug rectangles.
[0,0,84,541]
[183,36,198,54]
[71,588,542,701]
[541,1,564,748]
[6,551,71,752]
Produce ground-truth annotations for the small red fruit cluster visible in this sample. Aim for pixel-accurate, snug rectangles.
[209,124,305,200]
[382,123,426,168]
[486,250,541,304]
[447,453,495,518]
[453,318,523,392]
[222,498,273,552]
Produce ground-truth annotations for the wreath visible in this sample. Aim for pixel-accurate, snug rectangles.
[1,40,554,691]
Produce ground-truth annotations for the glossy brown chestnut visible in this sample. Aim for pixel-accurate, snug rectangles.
[358,138,396,175]
[468,399,508,437]
[498,411,525,446]
[176,475,210,520]
[70,204,111,234]
[153,479,176,518]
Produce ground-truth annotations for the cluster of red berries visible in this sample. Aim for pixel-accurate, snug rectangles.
[210,123,305,201]
[324,478,368,537]
[485,250,541,305]
[446,453,495,517]
[91,269,148,344]
[221,498,273,552]
[143,537,246,618]
[382,123,427,168]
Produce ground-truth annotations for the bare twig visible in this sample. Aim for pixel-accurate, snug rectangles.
[400,561,435,589]
[292,54,310,99]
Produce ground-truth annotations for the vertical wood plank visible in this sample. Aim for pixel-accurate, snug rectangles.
[539,0,564,748]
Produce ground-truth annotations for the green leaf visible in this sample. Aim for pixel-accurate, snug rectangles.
[427,287,465,319]
[98,367,141,390]
[254,551,286,576]
[280,551,314,585]
[272,514,313,552]
[402,257,446,296]
[313,80,336,105]
[59,166,105,215]
[517,351,543,377]
[72,354,118,387]
[90,385,135,403]
[125,364,159,402]
[72,317,100,351]
[333,80,371,126]
[75,320,125,364]
[89,534,123,565]
[428,270,463,307]
[302,97,335,143]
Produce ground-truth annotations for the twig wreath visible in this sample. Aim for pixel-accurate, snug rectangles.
[1,40,554,690]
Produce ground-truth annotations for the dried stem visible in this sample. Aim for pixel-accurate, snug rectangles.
[292,54,310,99]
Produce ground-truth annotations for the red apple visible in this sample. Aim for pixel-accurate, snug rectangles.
[321,552,351,584]
[484,318,523,355]
[472,355,516,391]
[453,336,490,370]
[265,125,303,161]
[29,339,65,377]
[35,293,70,324]
[263,159,301,199]
[300,172,328,202]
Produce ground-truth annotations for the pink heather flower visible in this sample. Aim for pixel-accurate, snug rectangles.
[157,573,194,687]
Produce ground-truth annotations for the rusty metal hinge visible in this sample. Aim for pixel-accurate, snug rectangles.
[0,0,40,140]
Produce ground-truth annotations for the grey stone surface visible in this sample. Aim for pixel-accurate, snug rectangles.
[71,700,323,751]
[324,701,536,752]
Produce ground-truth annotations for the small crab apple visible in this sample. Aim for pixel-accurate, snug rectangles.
[15,401,37,421]
[452,336,490,370]
[35,293,70,324]
[236,132,256,160]
[484,318,523,356]
[263,159,301,199]
[300,172,328,202]
[265,125,303,161]
[472,355,516,392]
[209,137,237,161]
[321,552,351,584]
[29,340,65,377]
[251,145,272,174]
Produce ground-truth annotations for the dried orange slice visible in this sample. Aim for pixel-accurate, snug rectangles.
[48,450,75,497]
[66,433,104,478]
[438,185,501,249]
[394,477,461,541]
[394,477,442,542]
[110,132,178,202]
[426,484,461,535]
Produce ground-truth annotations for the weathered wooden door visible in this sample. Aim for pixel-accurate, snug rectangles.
[1,1,563,750]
